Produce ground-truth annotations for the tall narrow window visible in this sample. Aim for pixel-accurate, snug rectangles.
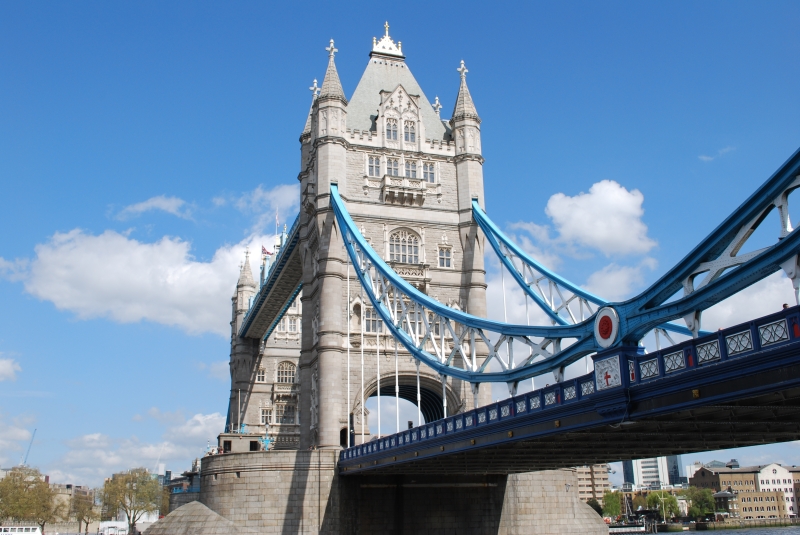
[277,361,296,383]
[277,318,286,332]
[405,161,417,178]
[438,247,451,268]
[288,317,297,332]
[256,368,266,382]
[365,308,383,333]
[404,121,416,142]
[389,230,420,263]
[386,119,398,140]
[387,159,399,176]
[368,156,380,177]
[423,163,435,183]
[261,408,271,425]
[275,404,296,424]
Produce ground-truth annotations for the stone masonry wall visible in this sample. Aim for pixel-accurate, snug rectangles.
[200,451,607,535]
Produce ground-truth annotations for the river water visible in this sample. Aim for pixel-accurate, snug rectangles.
[685,529,800,534]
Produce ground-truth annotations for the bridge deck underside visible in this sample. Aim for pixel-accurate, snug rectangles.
[341,341,800,475]
[352,389,800,475]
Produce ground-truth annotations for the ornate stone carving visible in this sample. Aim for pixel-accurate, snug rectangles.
[310,365,319,430]
[312,303,320,345]
[381,175,426,205]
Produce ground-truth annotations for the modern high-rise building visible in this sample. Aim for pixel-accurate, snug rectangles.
[622,455,683,488]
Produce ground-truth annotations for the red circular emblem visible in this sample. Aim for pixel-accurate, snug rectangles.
[598,316,613,339]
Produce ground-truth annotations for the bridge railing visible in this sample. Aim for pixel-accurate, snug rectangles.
[339,306,800,463]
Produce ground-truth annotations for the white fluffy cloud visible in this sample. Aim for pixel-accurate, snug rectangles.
[0,357,21,381]
[702,271,795,331]
[584,258,658,302]
[0,184,300,337]
[545,180,656,256]
[236,184,299,234]
[15,230,270,337]
[116,195,193,220]
[50,412,225,485]
[0,414,33,467]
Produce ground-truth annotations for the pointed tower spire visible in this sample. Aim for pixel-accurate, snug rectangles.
[319,39,347,104]
[451,60,480,123]
[237,248,256,289]
[302,79,320,135]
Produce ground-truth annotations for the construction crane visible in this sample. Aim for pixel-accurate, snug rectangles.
[19,428,36,466]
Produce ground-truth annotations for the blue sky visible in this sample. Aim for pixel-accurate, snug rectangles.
[2,1,800,486]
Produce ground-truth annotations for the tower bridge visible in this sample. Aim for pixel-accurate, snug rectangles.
[156,23,800,535]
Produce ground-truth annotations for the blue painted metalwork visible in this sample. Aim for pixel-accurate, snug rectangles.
[331,146,800,383]
[472,200,699,339]
[331,184,592,383]
[338,305,800,472]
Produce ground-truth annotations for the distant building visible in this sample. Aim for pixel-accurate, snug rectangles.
[689,462,800,517]
[575,464,611,504]
[621,456,678,488]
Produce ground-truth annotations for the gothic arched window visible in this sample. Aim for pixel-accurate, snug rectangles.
[389,229,420,264]
[387,158,399,176]
[404,121,416,142]
[368,156,380,177]
[386,119,398,140]
[277,361,296,383]
[405,161,417,178]
[423,163,435,183]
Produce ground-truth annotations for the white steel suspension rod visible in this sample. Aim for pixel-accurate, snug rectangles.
[377,315,381,439]
[394,287,400,434]
[360,282,365,444]
[442,376,447,418]
[347,257,351,448]
[416,360,421,427]
[501,261,512,386]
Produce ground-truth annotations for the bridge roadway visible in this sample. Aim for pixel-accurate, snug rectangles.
[339,306,800,475]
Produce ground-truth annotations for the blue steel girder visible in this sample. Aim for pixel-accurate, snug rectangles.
[330,145,800,383]
[618,146,800,341]
[332,184,596,384]
[472,200,699,340]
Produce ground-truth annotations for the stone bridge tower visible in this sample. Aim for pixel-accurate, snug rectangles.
[298,25,491,451]
[199,26,606,535]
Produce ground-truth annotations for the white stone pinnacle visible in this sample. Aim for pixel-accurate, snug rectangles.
[325,39,337,58]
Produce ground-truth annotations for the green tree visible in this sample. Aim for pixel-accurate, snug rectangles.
[602,490,622,518]
[102,468,160,535]
[586,498,603,516]
[70,492,99,534]
[160,486,170,517]
[646,491,680,520]
[0,466,66,534]
[633,494,647,511]
[682,486,715,518]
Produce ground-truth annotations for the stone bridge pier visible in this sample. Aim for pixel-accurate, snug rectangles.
[199,451,606,534]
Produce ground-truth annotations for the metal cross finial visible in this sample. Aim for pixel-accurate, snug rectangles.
[384,21,389,37]
[309,79,319,98]
[432,96,442,116]
[326,39,338,59]
[457,60,468,80]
